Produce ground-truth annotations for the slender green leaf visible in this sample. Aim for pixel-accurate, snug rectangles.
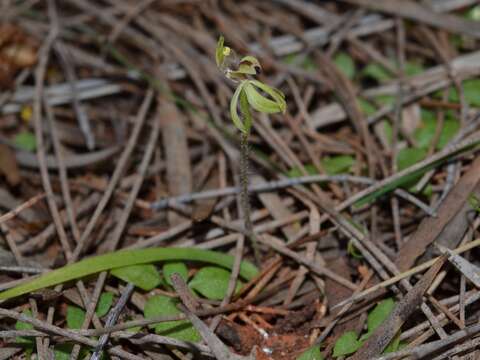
[144,295,201,342]
[0,248,258,301]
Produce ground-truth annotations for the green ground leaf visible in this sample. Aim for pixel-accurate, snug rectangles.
[333,331,362,357]
[189,266,241,300]
[111,264,161,291]
[321,155,355,175]
[443,80,480,107]
[362,64,392,82]
[367,298,395,333]
[144,295,201,342]
[14,131,37,151]
[334,52,355,79]
[95,292,114,317]
[15,309,34,350]
[66,306,86,329]
[286,164,317,178]
[0,248,258,301]
[358,98,376,116]
[415,110,459,150]
[297,344,324,360]
[163,262,188,286]
[404,61,424,76]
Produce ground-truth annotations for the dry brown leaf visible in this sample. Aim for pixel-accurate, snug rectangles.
[0,144,20,186]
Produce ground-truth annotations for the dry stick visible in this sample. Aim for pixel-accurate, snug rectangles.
[90,283,135,360]
[0,308,143,360]
[374,322,480,360]
[150,174,434,215]
[210,234,245,332]
[0,193,46,226]
[71,89,153,259]
[55,40,95,150]
[333,237,480,309]
[170,274,251,360]
[390,17,405,250]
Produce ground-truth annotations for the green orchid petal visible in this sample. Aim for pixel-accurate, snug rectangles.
[215,36,225,67]
[249,79,286,111]
[230,81,249,133]
[244,81,286,114]
[215,36,231,68]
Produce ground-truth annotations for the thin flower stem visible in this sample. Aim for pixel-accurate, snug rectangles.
[240,131,260,264]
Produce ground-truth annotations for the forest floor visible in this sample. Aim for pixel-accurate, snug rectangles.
[1,1,480,359]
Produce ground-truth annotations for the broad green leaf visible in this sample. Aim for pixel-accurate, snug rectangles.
[367,298,395,333]
[321,155,355,175]
[144,295,201,342]
[333,331,362,357]
[297,344,324,360]
[189,266,241,300]
[334,52,355,79]
[96,292,114,317]
[286,164,317,178]
[0,248,258,301]
[362,64,392,82]
[230,81,248,133]
[163,262,188,287]
[14,131,37,151]
[111,264,161,291]
[66,305,85,329]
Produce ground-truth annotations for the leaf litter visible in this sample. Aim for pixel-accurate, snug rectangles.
[1,1,480,360]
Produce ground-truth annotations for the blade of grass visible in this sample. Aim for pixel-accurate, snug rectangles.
[0,248,258,301]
